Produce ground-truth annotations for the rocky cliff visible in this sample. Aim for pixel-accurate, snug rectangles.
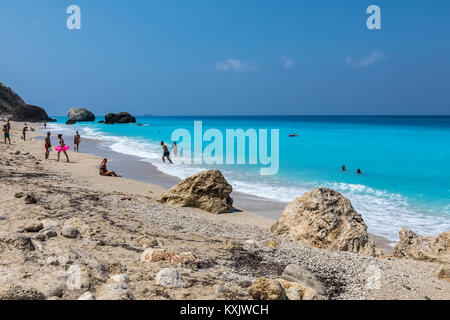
[0,82,54,122]
[0,82,25,116]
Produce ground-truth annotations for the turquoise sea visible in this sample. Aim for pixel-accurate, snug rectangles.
[48,116,450,241]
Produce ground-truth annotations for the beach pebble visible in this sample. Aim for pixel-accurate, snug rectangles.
[46,283,66,298]
[155,268,187,288]
[264,239,279,248]
[78,292,95,300]
[24,221,44,233]
[24,194,37,204]
[42,219,60,231]
[46,257,60,266]
[214,284,226,295]
[281,264,325,295]
[109,274,131,284]
[43,229,58,239]
[96,283,133,300]
[61,226,81,239]
[248,277,286,300]
[238,279,253,288]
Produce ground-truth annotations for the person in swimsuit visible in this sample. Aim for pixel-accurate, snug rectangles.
[99,158,121,177]
[74,131,81,152]
[173,141,178,157]
[161,141,173,164]
[44,132,52,159]
[22,124,28,141]
[57,134,70,162]
[3,124,11,144]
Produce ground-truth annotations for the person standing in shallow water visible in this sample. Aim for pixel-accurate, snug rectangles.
[44,132,52,159]
[161,141,173,164]
[57,134,69,163]
[74,131,80,152]
[173,141,178,157]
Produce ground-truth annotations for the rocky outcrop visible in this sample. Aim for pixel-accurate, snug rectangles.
[68,108,95,122]
[11,104,56,123]
[393,227,450,264]
[271,188,376,256]
[157,170,233,214]
[104,112,136,124]
[0,82,54,121]
[0,82,25,116]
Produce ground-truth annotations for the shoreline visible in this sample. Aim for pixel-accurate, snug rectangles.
[38,124,395,253]
[0,121,448,300]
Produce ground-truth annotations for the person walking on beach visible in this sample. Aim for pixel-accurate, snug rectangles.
[74,131,81,152]
[99,159,121,177]
[173,141,178,157]
[161,141,173,164]
[44,132,52,159]
[22,123,28,141]
[57,134,70,163]
[3,124,11,144]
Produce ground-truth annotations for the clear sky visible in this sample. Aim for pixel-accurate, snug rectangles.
[1,0,449,116]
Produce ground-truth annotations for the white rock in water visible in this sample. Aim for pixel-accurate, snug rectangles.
[109,274,130,284]
[68,108,95,122]
[155,268,187,288]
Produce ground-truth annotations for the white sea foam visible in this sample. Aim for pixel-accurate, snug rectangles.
[46,123,450,241]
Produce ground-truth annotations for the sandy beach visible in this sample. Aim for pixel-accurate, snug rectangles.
[0,121,449,300]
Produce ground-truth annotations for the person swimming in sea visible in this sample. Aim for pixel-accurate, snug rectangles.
[342,165,347,172]
[161,141,173,164]
[99,158,121,177]
[57,134,70,163]
[357,169,362,174]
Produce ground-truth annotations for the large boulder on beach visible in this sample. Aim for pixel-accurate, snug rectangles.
[271,188,376,256]
[104,112,136,124]
[11,104,56,123]
[157,170,233,214]
[393,227,450,264]
[68,108,95,122]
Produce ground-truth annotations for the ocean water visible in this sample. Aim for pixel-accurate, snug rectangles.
[47,116,450,241]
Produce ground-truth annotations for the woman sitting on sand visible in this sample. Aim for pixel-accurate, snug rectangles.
[99,158,121,177]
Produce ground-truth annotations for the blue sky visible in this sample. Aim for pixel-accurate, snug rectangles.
[1,0,449,116]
